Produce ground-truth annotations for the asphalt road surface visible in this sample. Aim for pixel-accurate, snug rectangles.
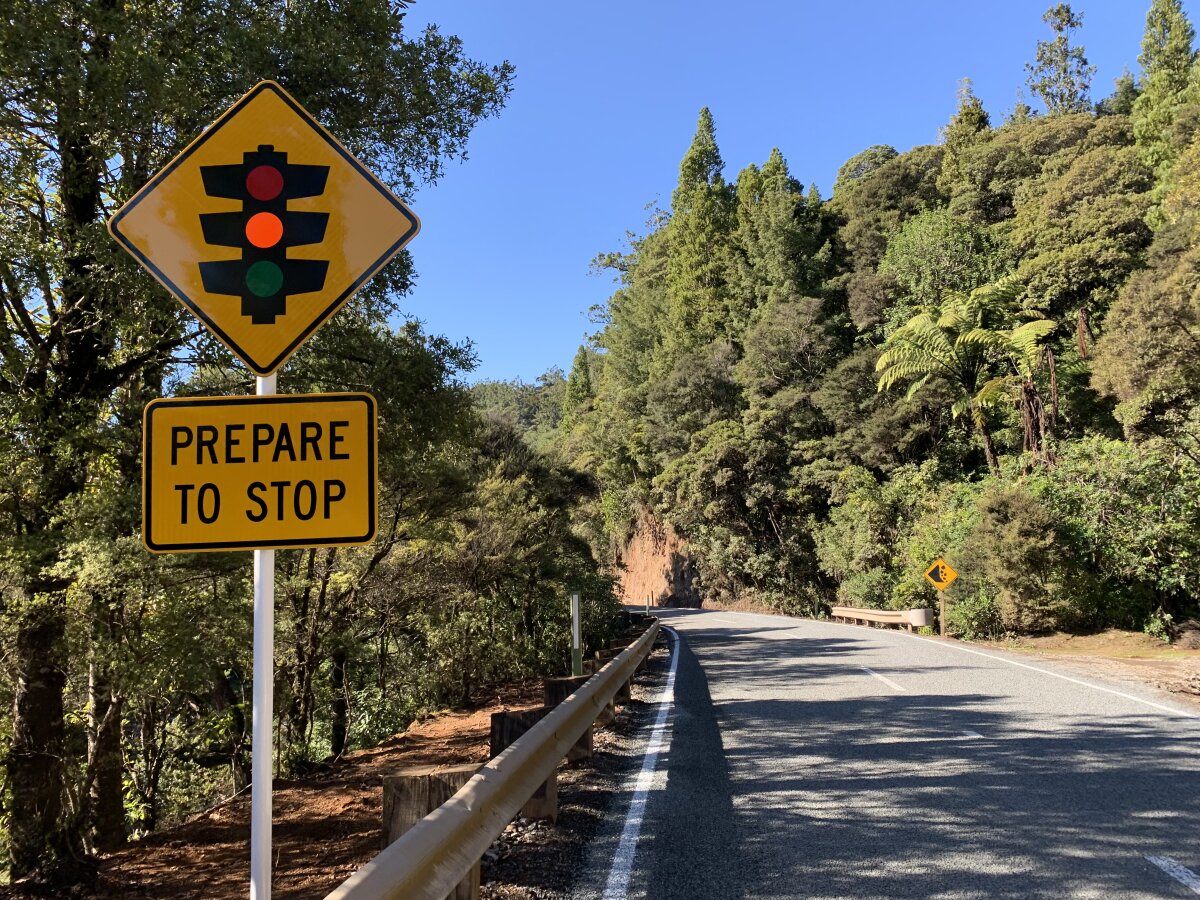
[578,607,1200,899]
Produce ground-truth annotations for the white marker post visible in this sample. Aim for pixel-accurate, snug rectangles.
[570,591,582,677]
[939,589,946,638]
[250,372,276,900]
[646,593,651,615]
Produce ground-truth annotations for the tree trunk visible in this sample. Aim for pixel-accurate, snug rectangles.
[330,647,349,758]
[1076,306,1094,358]
[8,595,71,878]
[211,668,250,791]
[1045,348,1059,433]
[7,15,113,875]
[975,418,1000,473]
[88,668,126,853]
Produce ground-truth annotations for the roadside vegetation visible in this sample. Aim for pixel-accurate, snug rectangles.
[481,2,1200,647]
[0,0,621,885]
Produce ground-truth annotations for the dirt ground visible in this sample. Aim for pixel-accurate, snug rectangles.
[77,679,545,900]
[31,630,670,900]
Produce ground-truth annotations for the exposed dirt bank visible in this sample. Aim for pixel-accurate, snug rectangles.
[614,511,700,607]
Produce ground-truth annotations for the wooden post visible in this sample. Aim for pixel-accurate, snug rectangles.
[598,649,632,703]
[581,660,616,725]
[489,710,558,821]
[544,675,592,761]
[939,589,946,637]
[382,764,481,900]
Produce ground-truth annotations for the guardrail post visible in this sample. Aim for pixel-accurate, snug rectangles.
[593,649,631,702]
[583,658,618,724]
[489,710,558,821]
[543,675,592,761]
[382,764,481,900]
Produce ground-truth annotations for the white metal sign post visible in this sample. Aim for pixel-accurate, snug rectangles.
[250,373,276,899]
[571,592,583,677]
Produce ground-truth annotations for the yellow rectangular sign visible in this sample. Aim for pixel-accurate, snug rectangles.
[143,393,376,553]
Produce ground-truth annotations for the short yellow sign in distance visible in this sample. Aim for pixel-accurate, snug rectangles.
[109,81,420,376]
[143,394,377,553]
[924,558,959,591]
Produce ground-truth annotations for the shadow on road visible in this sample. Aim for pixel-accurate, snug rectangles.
[633,619,1200,899]
[636,632,745,899]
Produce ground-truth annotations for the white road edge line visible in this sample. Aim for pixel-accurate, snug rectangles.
[861,666,906,692]
[908,633,1200,720]
[602,625,680,900]
[1146,855,1200,894]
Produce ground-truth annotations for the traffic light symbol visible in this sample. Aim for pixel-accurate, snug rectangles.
[198,146,330,324]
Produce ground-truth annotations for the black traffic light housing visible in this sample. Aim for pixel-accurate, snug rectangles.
[198,145,330,324]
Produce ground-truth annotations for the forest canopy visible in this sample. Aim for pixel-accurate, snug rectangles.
[486,0,1200,648]
[0,0,621,883]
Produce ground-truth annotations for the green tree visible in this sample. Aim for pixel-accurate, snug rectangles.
[270,318,477,766]
[875,279,1055,472]
[813,465,937,609]
[1025,4,1096,115]
[829,145,945,330]
[1096,69,1141,117]
[968,484,1066,632]
[1091,161,1200,458]
[938,79,992,196]
[662,108,736,357]
[728,149,827,328]
[588,221,673,519]
[1008,116,1153,327]
[833,145,899,193]
[1131,0,1196,171]
[0,0,511,879]
[879,209,1000,311]
[561,346,595,429]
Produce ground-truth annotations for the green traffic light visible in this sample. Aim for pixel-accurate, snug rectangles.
[246,260,284,298]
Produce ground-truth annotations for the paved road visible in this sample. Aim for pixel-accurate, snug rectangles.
[582,607,1200,899]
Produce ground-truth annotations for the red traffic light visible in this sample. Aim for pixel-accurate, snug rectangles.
[246,165,283,201]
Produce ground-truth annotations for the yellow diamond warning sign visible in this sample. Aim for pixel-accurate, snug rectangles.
[143,393,377,553]
[109,81,419,375]
[924,558,959,591]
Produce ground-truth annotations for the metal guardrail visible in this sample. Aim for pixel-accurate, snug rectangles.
[325,619,661,900]
[830,605,933,630]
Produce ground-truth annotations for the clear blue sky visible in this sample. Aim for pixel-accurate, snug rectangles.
[398,1,1181,384]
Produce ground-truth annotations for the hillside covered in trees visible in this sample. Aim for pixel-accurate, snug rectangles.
[480,1,1200,644]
